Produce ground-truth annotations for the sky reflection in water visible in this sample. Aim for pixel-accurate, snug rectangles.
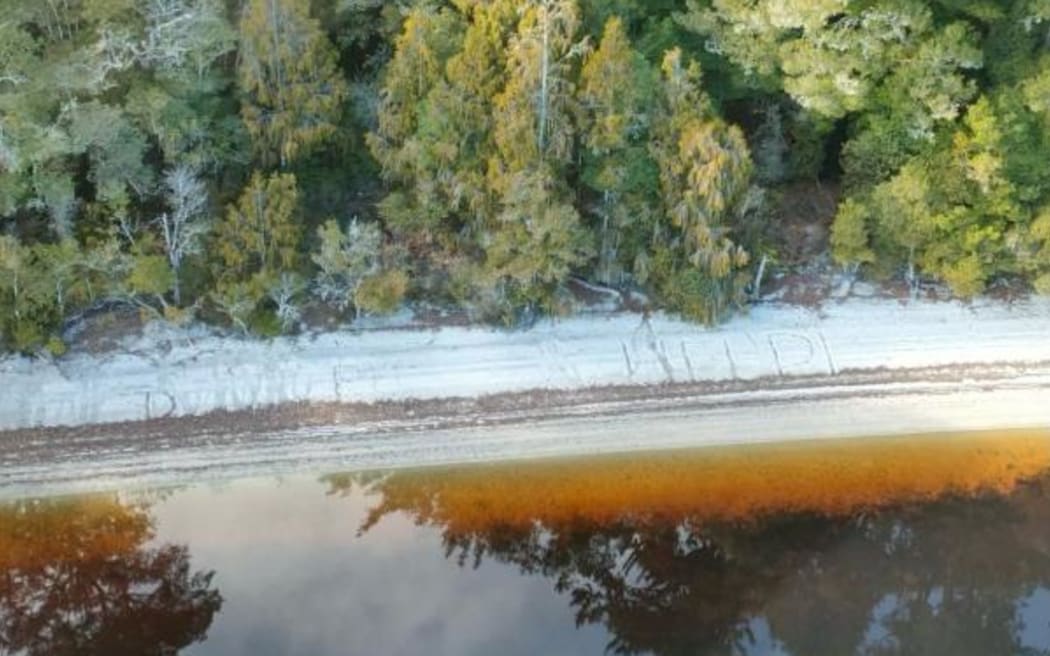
[4,430,1050,655]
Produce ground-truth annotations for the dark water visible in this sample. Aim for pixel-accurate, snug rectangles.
[4,431,1050,655]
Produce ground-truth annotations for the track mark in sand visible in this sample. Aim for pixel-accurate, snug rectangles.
[819,332,838,375]
[655,339,674,382]
[723,340,738,380]
[540,339,582,384]
[620,341,634,377]
[333,363,374,400]
[680,341,697,382]
[767,332,817,376]
[640,318,675,382]
[552,339,584,384]
[145,391,177,420]
[768,336,784,376]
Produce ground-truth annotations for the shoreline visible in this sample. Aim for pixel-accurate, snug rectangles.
[3,296,1050,498]
[2,296,1050,431]
[2,360,1049,499]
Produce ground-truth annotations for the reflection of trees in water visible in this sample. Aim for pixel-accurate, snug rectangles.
[0,495,222,656]
[331,472,1050,656]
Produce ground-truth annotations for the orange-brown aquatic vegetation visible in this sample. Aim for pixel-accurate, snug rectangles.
[342,430,1050,534]
[0,496,153,571]
[0,495,222,655]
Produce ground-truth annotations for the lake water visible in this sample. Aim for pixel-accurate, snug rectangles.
[3,430,1050,655]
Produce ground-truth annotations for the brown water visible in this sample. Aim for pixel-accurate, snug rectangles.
[3,430,1050,655]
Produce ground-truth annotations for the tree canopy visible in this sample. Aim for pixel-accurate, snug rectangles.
[2,0,1050,353]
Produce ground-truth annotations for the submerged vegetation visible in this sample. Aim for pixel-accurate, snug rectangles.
[334,431,1050,655]
[0,495,222,654]
[3,0,1050,352]
[4,432,1050,655]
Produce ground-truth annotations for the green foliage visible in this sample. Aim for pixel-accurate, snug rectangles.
[579,17,660,284]
[478,0,592,311]
[368,6,464,164]
[208,171,302,330]
[215,172,302,283]
[0,235,136,352]
[841,115,924,192]
[127,254,175,301]
[648,48,753,323]
[248,306,286,338]
[840,89,1050,296]
[660,260,748,325]
[4,0,1050,355]
[356,269,409,315]
[484,168,593,293]
[0,235,53,352]
[239,0,348,168]
[45,335,67,357]
[492,0,584,172]
[211,280,259,334]
[784,109,833,182]
[365,5,469,249]
[311,217,382,313]
[680,0,982,132]
[831,198,876,268]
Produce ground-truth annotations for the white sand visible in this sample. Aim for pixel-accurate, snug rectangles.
[3,379,1050,500]
[2,296,1050,431]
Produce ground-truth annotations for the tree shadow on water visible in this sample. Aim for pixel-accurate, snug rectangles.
[328,463,1050,656]
[0,495,222,656]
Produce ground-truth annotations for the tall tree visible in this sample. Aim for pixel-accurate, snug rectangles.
[124,0,242,174]
[238,0,348,168]
[491,0,587,175]
[366,5,464,239]
[680,0,981,127]
[483,168,592,300]
[396,0,517,257]
[480,0,591,310]
[157,165,210,305]
[578,16,658,285]
[681,0,983,191]
[649,48,753,323]
[138,0,237,79]
[214,171,301,285]
[311,217,382,314]
[833,91,1050,296]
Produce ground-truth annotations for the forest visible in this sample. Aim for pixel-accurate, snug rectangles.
[2,0,1050,354]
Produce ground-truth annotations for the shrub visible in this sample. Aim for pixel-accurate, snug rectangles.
[356,269,409,315]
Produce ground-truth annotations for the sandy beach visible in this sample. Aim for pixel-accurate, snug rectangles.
[1,296,1049,497]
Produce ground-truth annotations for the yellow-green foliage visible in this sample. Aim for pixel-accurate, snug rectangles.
[215,172,301,283]
[578,17,660,284]
[356,270,410,315]
[8,0,1050,355]
[127,254,174,299]
[831,198,876,267]
[0,235,132,353]
[311,218,382,312]
[648,49,753,321]
[238,0,348,167]
[845,91,1050,295]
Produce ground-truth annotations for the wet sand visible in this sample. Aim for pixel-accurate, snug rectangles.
[2,360,1049,499]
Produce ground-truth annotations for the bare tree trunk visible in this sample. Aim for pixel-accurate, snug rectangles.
[268,0,288,168]
[172,272,182,307]
[907,247,918,300]
[537,0,550,156]
[599,191,611,284]
[752,254,768,300]
[12,273,21,323]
